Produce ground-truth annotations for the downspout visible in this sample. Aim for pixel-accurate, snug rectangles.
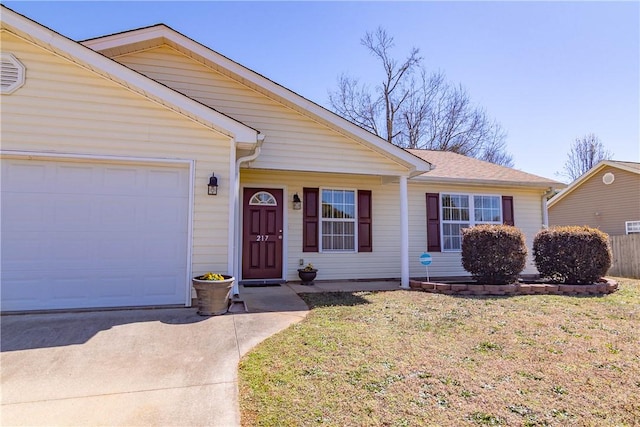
[541,187,555,228]
[230,134,265,295]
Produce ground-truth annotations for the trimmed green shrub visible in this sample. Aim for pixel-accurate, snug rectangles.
[533,226,611,284]
[461,224,528,284]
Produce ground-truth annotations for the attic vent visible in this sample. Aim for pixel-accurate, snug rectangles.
[1,53,26,94]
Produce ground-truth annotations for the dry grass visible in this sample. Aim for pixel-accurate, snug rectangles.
[239,278,639,426]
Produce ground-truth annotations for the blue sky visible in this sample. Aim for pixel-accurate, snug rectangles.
[4,1,638,182]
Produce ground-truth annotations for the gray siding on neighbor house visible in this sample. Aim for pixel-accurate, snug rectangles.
[548,166,640,236]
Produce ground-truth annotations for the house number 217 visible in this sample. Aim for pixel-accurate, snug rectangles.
[256,235,269,241]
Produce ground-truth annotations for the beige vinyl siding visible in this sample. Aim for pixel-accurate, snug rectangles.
[548,166,640,236]
[241,169,405,281]
[1,30,232,275]
[408,182,546,277]
[243,170,547,281]
[114,46,408,175]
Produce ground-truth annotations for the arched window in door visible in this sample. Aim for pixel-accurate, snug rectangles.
[249,191,277,206]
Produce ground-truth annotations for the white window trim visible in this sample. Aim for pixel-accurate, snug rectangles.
[440,192,503,252]
[319,187,358,253]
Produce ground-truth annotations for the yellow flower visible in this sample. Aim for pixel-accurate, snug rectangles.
[201,272,224,281]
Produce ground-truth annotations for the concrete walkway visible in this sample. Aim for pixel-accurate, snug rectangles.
[0,281,399,426]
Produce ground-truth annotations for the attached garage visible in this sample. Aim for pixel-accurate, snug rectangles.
[1,156,191,311]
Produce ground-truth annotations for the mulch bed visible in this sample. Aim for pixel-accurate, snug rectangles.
[409,277,618,296]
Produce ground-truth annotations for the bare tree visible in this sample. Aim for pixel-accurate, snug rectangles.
[329,27,513,166]
[560,133,613,181]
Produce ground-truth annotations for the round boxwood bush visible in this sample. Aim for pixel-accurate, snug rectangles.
[533,226,611,284]
[461,224,528,284]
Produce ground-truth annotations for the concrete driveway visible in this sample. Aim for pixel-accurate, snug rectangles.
[1,285,309,426]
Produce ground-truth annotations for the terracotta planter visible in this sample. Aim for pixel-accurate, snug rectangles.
[297,269,318,285]
[192,275,235,316]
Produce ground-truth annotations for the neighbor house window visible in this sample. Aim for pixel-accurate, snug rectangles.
[441,194,502,251]
[321,189,356,251]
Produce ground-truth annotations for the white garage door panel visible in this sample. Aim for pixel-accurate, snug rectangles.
[1,158,190,311]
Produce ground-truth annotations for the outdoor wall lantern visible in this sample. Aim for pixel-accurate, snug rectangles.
[208,173,218,196]
[292,193,302,210]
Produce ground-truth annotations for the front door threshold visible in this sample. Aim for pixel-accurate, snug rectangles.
[241,279,285,287]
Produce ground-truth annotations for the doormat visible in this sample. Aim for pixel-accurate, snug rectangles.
[242,282,282,288]
[241,281,284,287]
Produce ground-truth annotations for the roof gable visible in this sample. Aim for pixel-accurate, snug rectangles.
[408,149,564,189]
[0,5,258,146]
[548,160,640,207]
[82,24,432,176]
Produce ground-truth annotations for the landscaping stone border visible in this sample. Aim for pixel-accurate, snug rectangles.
[409,278,618,296]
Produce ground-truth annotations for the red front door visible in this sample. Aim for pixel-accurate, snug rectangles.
[242,188,283,280]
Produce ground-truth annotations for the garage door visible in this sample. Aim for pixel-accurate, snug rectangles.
[1,158,190,311]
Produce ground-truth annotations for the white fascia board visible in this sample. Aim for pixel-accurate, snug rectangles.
[410,175,564,190]
[2,8,258,146]
[82,25,169,50]
[83,25,431,175]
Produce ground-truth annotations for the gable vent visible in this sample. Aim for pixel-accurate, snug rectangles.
[1,53,26,94]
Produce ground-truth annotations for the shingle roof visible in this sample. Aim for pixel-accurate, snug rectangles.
[408,149,563,188]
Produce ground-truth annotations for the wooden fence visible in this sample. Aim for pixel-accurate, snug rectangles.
[609,234,640,279]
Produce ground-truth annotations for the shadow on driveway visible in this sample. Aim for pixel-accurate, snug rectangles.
[1,307,206,351]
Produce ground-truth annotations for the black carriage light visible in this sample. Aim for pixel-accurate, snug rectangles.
[208,173,218,196]
[292,193,302,210]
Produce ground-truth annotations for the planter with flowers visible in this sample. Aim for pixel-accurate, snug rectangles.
[297,263,318,286]
[192,272,235,316]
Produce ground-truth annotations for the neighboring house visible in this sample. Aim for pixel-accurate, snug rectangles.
[548,160,640,236]
[0,7,563,312]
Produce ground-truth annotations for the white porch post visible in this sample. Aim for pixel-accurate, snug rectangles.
[400,175,410,289]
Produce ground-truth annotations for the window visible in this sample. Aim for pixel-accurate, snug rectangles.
[626,221,640,234]
[303,188,372,253]
[249,191,277,206]
[441,194,502,251]
[321,189,356,251]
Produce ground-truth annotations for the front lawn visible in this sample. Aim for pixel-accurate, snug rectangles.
[239,278,639,426]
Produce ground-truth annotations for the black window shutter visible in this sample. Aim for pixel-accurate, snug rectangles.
[303,188,319,252]
[357,190,373,252]
[426,193,441,252]
[502,195,515,226]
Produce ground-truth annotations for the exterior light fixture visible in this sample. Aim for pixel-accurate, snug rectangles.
[292,193,302,210]
[208,173,218,195]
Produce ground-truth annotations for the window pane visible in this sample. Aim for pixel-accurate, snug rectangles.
[344,222,354,235]
[442,222,468,251]
[473,196,501,223]
[345,191,354,204]
[344,205,355,219]
[334,222,343,235]
[322,190,331,204]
